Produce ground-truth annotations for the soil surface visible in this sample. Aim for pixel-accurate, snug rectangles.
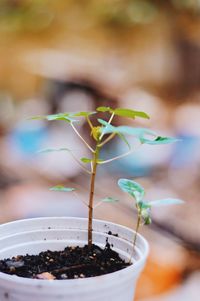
[0,243,130,280]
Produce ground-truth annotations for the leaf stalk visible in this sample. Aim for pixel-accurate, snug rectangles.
[99,112,115,140]
[71,123,94,153]
[98,132,116,147]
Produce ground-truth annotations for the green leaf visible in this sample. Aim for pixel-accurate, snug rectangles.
[137,201,152,225]
[37,147,71,154]
[140,135,179,145]
[101,197,119,203]
[138,201,151,209]
[29,115,47,120]
[96,106,111,112]
[113,108,150,119]
[115,126,156,138]
[117,132,131,150]
[30,113,76,123]
[46,113,75,122]
[118,179,145,203]
[141,209,152,225]
[50,185,75,192]
[98,120,178,146]
[81,157,92,163]
[96,106,150,119]
[70,111,96,117]
[98,119,156,138]
[149,198,184,207]
[98,118,112,127]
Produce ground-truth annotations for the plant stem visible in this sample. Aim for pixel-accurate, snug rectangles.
[98,132,116,147]
[88,144,100,247]
[99,112,115,140]
[133,212,141,246]
[71,123,94,153]
[73,191,88,207]
[69,152,91,175]
[98,144,141,165]
[98,149,133,164]
[93,200,103,209]
[129,210,141,263]
[86,116,93,130]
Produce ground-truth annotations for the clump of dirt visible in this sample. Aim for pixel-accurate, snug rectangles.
[0,243,131,280]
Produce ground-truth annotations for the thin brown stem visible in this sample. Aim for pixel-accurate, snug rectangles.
[88,144,100,247]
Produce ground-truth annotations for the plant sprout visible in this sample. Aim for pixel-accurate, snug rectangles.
[118,179,184,246]
[31,106,179,248]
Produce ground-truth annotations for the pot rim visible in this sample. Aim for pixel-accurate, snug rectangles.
[0,217,149,286]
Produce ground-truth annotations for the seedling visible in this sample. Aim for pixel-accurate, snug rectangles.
[31,106,181,248]
[118,179,183,247]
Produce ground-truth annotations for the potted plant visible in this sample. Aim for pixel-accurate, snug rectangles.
[0,106,183,301]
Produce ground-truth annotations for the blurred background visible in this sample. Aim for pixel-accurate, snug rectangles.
[0,0,200,300]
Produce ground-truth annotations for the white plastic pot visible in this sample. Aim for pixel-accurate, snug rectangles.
[0,217,149,301]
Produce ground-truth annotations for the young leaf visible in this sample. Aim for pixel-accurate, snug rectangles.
[117,132,131,150]
[98,119,121,137]
[70,111,96,117]
[101,197,119,203]
[30,114,76,123]
[81,157,92,163]
[38,148,71,154]
[149,198,184,207]
[98,118,114,130]
[116,126,156,137]
[113,108,150,119]
[29,115,47,120]
[141,208,152,225]
[98,119,157,139]
[98,120,178,146]
[98,119,124,134]
[50,185,75,192]
[96,106,111,112]
[137,201,151,225]
[118,179,145,203]
[46,113,75,122]
[97,106,149,119]
[140,135,179,145]
[91,126,101,141]
[138,201,151,209]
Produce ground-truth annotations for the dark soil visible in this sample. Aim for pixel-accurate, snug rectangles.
[0,243,131,280]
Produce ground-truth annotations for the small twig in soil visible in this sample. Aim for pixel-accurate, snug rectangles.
[36,263,97,278]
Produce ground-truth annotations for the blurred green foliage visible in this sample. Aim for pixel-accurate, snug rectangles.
[0,0,54,32]
[0,0,199,33]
